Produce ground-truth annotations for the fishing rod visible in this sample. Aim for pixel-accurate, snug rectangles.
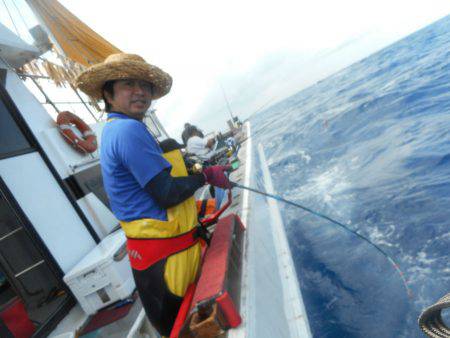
[220,84,236,121]
[230,181,413,299]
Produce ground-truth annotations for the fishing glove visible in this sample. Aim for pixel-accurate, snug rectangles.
[203,165,232,189]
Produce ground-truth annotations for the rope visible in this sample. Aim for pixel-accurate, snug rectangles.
[419,293,450,337]
[231,181,413,300]
[2,0,20,37]
[11,0,31,32]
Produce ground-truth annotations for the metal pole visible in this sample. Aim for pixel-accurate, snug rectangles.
[17,73,50,80]
[19,74,98,120]
[147,109,169,139]
[41,101,94,105]
[72,87,98,121]
[29,76,59,114]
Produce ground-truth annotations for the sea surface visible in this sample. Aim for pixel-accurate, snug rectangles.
[250,15,450,338]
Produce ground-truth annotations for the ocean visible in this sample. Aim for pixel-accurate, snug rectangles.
[250,15,450,338]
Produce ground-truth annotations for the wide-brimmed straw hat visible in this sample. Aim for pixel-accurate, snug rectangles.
[75,53,172,100]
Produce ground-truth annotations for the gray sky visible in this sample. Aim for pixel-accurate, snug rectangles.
[3,0,450,139]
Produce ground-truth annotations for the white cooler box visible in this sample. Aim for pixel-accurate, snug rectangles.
[63,230,135,315]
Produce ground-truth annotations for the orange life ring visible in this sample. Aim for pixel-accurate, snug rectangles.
[56,111,97,153]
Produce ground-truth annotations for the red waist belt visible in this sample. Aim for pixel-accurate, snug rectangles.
[126,227,199,271]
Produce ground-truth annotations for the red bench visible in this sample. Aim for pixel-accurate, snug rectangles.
[171,213,245,338]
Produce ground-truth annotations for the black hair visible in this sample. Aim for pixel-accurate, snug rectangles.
[187,125,204,139]
[101,80,154,112]
[159,138,183,152]
[102,80,116,112]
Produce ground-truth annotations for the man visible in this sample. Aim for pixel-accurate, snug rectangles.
[185,125,217,159]
[75,53,231,336]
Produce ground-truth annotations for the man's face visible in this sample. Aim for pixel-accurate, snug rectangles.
[106,79,153,119]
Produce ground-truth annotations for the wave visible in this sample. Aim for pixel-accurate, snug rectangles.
[251,15,450,338]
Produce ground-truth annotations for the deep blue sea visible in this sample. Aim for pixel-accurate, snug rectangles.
[250,15,450,338]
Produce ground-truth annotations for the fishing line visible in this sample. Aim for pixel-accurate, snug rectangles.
[230,181,413,299]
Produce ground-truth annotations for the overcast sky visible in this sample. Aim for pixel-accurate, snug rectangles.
[3,0,450,139]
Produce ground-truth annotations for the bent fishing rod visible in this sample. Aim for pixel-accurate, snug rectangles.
[230,181,413,299]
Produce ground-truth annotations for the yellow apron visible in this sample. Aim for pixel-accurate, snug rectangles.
[120,149,201,297]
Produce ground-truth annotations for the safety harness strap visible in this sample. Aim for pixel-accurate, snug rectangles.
[126,227,200,271]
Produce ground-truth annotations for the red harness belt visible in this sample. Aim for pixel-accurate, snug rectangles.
[126,228,200,271]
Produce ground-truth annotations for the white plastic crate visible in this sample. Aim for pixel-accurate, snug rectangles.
[63,230,135,315]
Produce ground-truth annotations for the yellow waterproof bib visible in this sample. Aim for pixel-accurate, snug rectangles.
[120,149,201,296]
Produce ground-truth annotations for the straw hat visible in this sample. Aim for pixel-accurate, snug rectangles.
[75,53,172,100]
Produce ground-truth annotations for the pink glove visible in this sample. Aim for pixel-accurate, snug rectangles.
[203,165,232,189]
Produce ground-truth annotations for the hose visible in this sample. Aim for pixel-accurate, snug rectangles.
[418,293,450,337]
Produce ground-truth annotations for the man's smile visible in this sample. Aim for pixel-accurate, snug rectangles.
[131,99,148,105]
